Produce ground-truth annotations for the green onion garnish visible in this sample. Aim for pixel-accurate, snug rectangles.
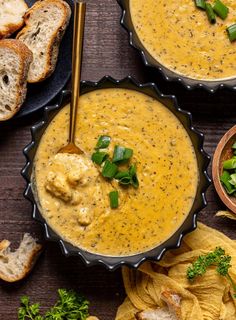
[227,24,236,42]
[232,142,236,149]
[229,173,236,186]
[112,146,133,163]
[220,171,236,194]
[130,165,139,188]
[223,158,236,170]
[213,0,229,20]
[91,151,108,165]
[109,191,119,209]
[195,0,206,10]
[206,3,216,24]
[96,135,111,149]
[115,171,132,185]
[115,165,139,188]
[115,171,130,179]
[129,163,137,176]
[102,160,118,178]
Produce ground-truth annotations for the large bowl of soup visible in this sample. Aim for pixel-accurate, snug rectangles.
[22,76,210,270]
[118,0,236,92]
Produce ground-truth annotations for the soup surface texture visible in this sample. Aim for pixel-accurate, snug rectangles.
[34,89,198,256]
[130,0,236,81]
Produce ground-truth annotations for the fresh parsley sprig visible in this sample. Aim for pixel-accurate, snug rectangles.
[18,289,89,320]
[187,247,236,298]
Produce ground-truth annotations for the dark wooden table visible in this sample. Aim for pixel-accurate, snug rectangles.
[1,0,236,319]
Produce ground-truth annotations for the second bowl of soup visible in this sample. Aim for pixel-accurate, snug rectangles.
[118,0,236,91]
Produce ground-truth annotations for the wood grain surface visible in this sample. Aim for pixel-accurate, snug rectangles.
[1,0,236,319]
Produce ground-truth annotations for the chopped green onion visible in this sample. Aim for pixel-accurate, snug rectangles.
[119,176,132,185]
[115,171,130,179]
[229,173,236,186]
[213,0,229,20]
[129,164,139,188]
[220,171,236,194]
[227,24,236,42]
[109,191,119,209]
[91,151,108,165]
[232,142,236,149]
[112,146,133,163]
[96,135,111,149]
[129,164,137,176]
[102,160,118,179]
[206,3,216,24]
[223,158,236,170]
[195,0,206,10]
[131,174,139,189]
[115,171,131,185]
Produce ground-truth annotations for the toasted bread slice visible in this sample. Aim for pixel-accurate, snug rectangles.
[17,0,71,83]
[0,0,28,39]
[0,39,33,121]
[0,233,42,282]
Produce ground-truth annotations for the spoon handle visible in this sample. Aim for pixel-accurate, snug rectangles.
[70,1,86,144]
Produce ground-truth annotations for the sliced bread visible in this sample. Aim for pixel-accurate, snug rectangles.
[17,0,71,83]
[135,290,181,320]
[0,39,33,121]
[0,0,28,39]
[136,308,178,320]
[0,233,42,282]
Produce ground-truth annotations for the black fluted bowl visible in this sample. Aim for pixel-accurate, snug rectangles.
[117,0,236,93]
[22,76,211,270]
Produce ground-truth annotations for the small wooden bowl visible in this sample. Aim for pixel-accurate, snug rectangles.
[212,125,236,214]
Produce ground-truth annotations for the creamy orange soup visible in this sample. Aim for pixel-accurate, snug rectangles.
[130,0,236,80]
[33,89,198,256]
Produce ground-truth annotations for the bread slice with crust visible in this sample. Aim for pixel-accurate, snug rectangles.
[135,290,181,320]
[0,39,33,121]
[17,0,71,83]
[136,308,178,320]
[0,0,28,39]
[0,233,42,282]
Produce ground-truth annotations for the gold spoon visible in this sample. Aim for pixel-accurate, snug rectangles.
[59,1,86,155]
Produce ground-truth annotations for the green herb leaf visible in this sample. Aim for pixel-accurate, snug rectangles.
[18,296,43,320]
[95,135,111,149]
[232,142,236,149]
[102,160,118,179]
[187,247,236,298]
[45,289,89,320]
[206,3,216,24]
[220,171,236,194]
[91,151,108,165]
[195,0,206,10]
[112,146,133,163]
[227,24,236,42]
[109,191,119,209]
[223,158,236,170]
[213,0,229,20]
[18,289,89,320]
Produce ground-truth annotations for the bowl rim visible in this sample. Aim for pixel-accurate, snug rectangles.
[117,0,236,93]
[212,125,236,213]
[21,75,211,270]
